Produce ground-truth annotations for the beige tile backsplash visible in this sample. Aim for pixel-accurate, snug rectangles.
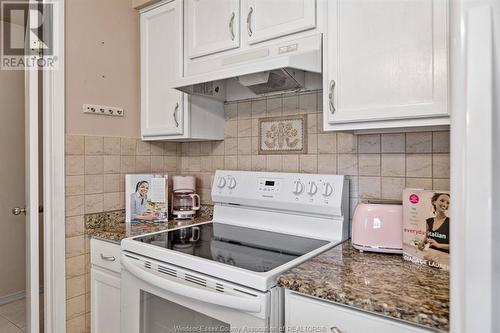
[64,135,182,332]
[64,89,450,332]
[174,89,450,215]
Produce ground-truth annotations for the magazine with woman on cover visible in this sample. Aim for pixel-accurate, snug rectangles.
[403,189,450,270]
[125,174,168,223]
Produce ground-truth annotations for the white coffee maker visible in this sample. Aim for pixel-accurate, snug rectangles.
[171,176,200,219]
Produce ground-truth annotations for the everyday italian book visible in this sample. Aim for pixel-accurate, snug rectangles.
[125,174,168,223]
[402,189,450,271]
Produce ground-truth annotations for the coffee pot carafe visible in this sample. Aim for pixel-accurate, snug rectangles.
[171,176,200,219]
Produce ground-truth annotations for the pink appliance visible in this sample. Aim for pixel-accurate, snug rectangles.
[351,201,403,254]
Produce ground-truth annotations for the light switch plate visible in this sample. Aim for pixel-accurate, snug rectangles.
[82,104,124,117]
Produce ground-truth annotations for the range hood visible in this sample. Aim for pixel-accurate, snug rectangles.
[172,34,322,99]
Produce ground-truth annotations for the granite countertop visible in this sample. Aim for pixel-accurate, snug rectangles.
[278,241,449,332]
[85,205,213,244]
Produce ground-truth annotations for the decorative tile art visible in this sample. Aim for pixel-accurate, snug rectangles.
[258,115,307,154]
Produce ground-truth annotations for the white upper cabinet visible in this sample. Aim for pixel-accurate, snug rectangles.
[324,0,449,131]
[140,0,224,141]
[244,0,317,45]
[141,1,184,137]
[185,0,240,59]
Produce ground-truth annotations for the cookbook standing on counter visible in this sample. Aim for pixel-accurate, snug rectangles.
[403,189,451,270]
[126,174,169,223]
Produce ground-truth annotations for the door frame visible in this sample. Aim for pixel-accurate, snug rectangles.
[450,1,496,333]
[42,0,66,331]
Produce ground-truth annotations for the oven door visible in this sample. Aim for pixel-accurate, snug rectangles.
[121,252,271,333]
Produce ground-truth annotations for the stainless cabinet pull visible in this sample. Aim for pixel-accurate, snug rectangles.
[329,80,336,114]
[100,254,116,261]
[246,7,253,37]
[229,12,235,41]
[173,102,179,127]
[330,327,342,333]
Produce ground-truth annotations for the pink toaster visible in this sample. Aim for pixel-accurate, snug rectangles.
[351,201,403,254]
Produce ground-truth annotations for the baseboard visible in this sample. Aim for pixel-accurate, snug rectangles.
[0,288,44,306]
[0,290,25,306]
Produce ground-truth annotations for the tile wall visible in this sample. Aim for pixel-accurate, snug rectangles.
[178,90,450,213]
[64,136,180,333]
[64,89,450,332]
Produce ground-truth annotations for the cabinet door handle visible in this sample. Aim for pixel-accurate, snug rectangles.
[330,327,342,333]
[246,7,253,37]
[173,102,179,127]
[100,254,116,262]
[329,80,336,114]
[229,12,236,41]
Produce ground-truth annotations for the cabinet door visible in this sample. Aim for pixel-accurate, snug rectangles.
[286,292,431,333]
[91,268,121,333]
[324,0,448,126]
[141,1,184,138]
[244,0,317,45]
[185,0,240,59]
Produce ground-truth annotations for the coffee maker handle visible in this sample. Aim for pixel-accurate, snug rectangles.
[190,194,201,210]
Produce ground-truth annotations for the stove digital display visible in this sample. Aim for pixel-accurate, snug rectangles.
[258,178,281,193]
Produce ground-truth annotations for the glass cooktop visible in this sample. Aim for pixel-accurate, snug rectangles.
[131,222,329,272]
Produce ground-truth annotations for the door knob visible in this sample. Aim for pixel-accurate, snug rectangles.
[11,206,43,215]
[12,207,26,215]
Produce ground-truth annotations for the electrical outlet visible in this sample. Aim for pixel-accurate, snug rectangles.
[82,104,124,117]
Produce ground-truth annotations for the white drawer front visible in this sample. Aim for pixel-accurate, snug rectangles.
[91,238,121,273]
[286,292,432,333]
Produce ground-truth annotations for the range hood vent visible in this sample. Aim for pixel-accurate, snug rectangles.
[236,69,305,95]
[172,34,322,100]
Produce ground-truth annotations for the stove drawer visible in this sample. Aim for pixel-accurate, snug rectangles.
[91,238,121,273]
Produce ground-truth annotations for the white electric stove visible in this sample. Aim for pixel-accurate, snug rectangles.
[121,170,349,333]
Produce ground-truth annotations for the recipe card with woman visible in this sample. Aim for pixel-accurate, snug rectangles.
[126,174,169,223]
[403,189,450,270]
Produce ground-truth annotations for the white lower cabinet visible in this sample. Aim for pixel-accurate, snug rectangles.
[90,239,121,333]
[285,291,432,333]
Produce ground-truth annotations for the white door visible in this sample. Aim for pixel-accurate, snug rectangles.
[141,1,184,138]
[91,268,121,333]
[324,0,448,124]
[185,0,240,59]
[244,0,317,45]
[0,19,40,333]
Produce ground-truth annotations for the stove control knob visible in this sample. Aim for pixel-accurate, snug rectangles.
[227,177,237,189]
[307,182,318,195]
[217,177,226,188]
[322,183,333,197]
[292,180,304,195]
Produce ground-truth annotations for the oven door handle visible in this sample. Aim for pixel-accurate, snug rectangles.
[122,256,262,313]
